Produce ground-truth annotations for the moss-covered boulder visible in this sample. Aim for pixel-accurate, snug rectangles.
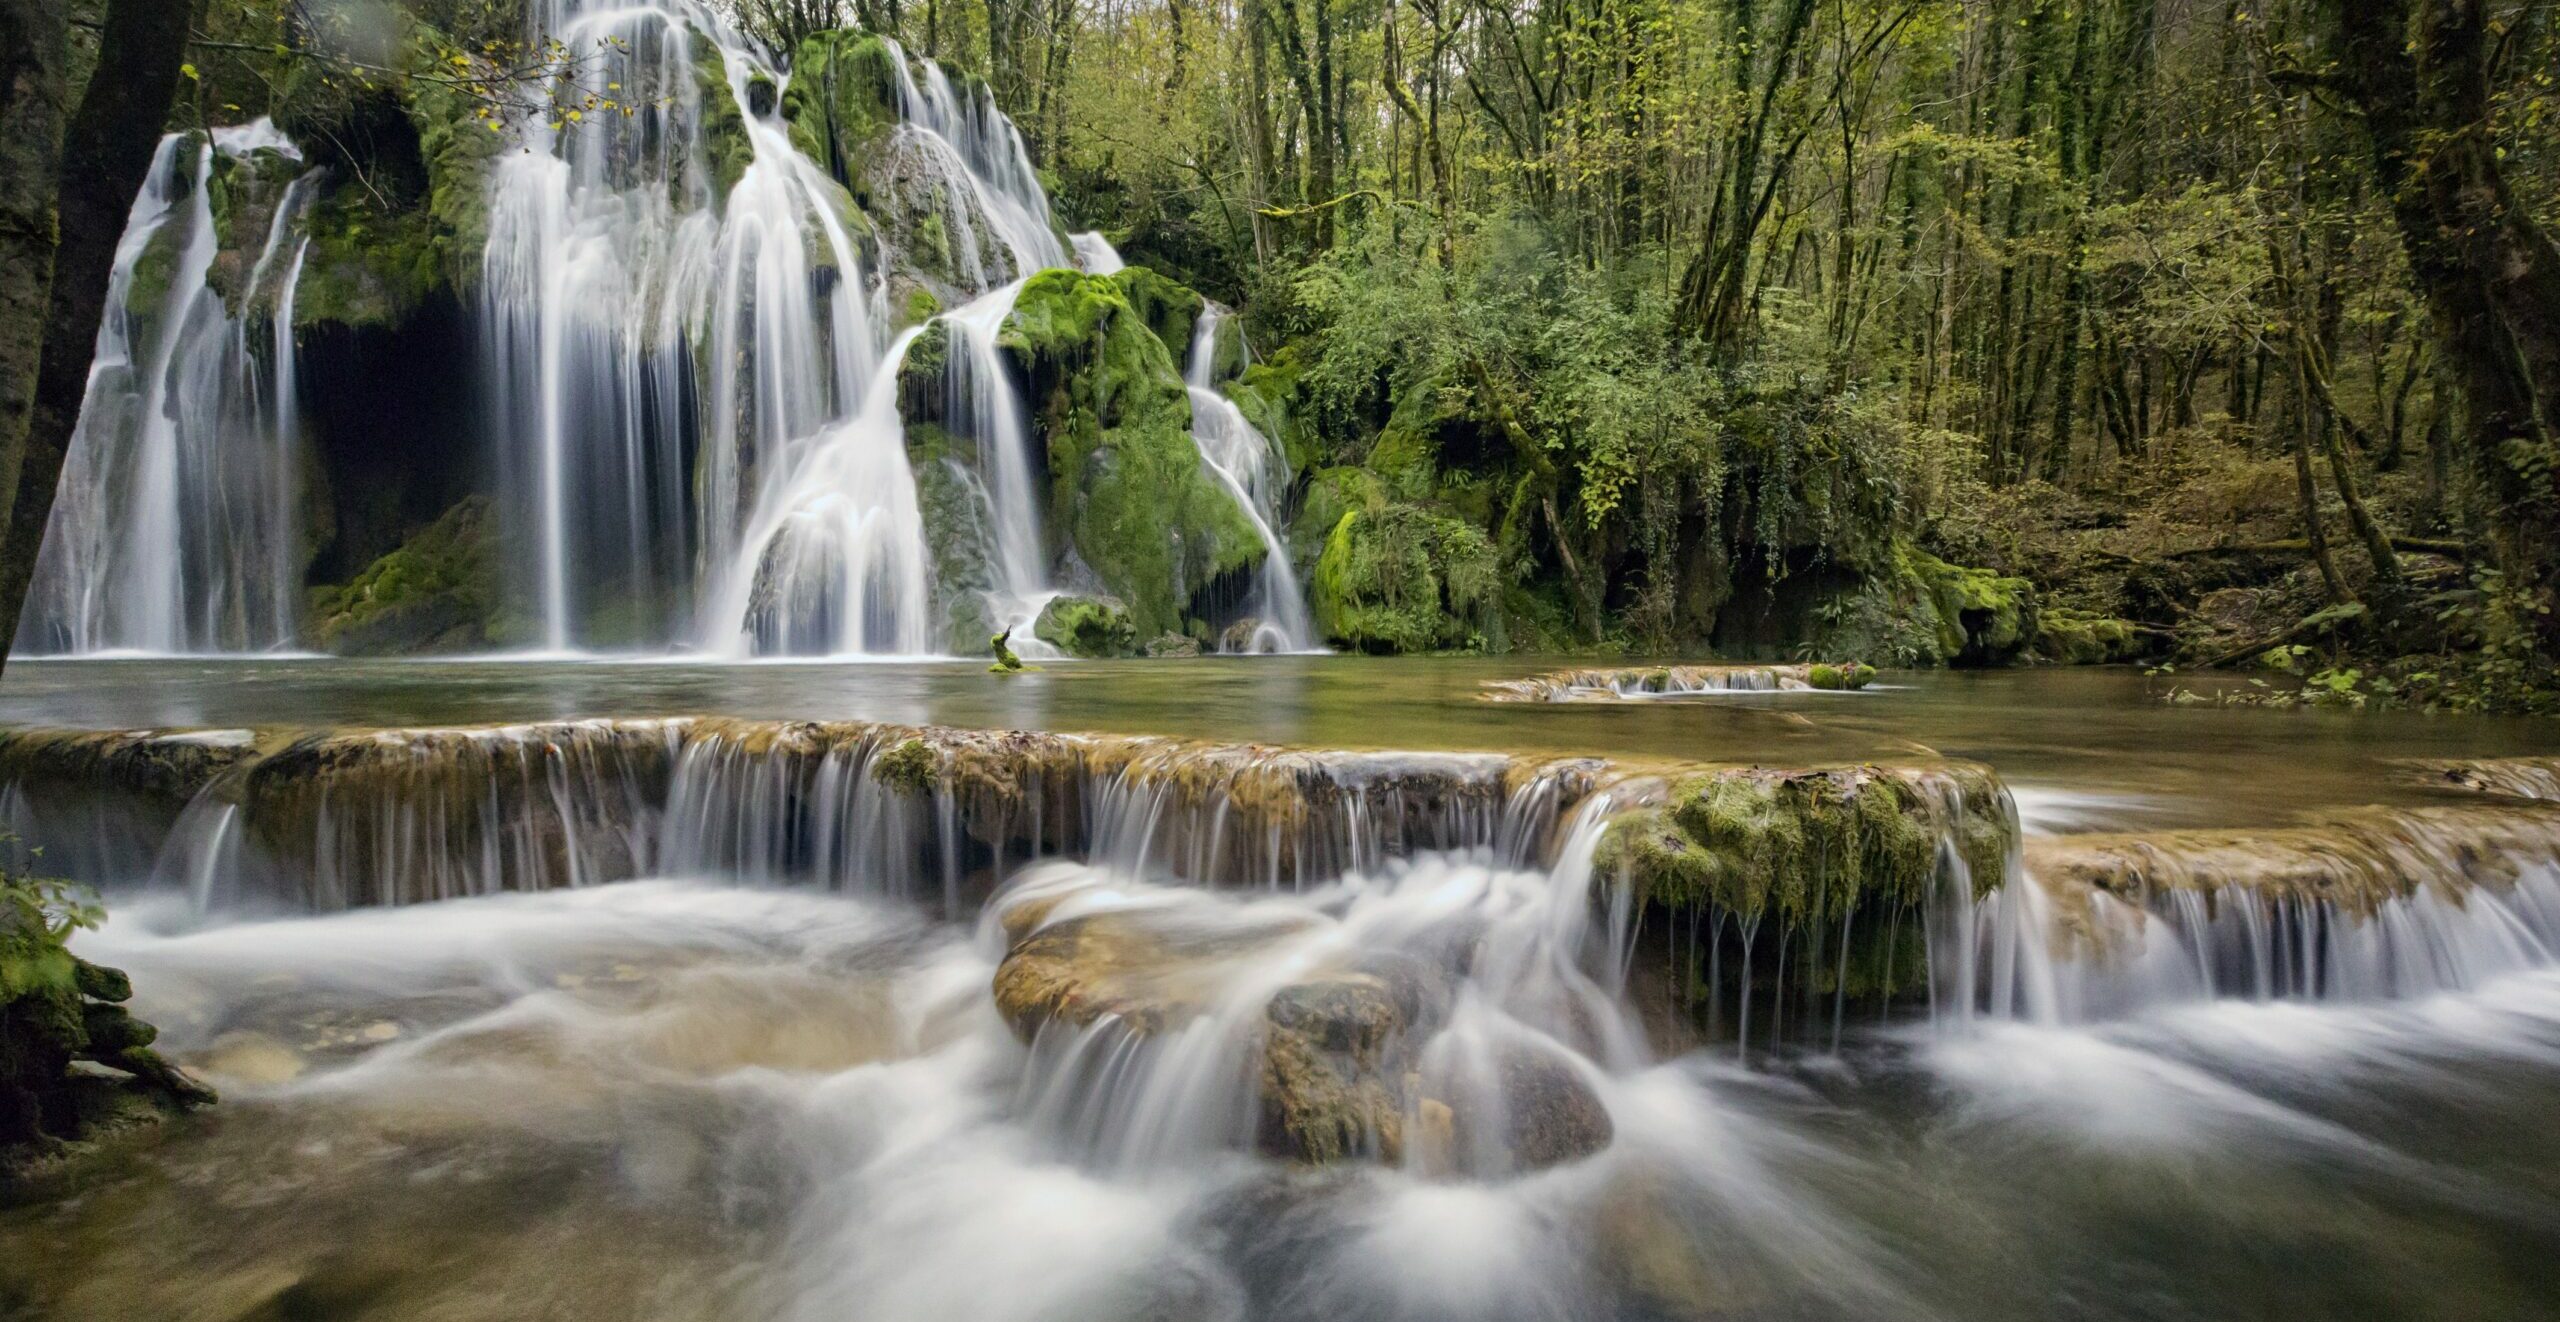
[4,874,213,1167]
[1034,594,1137,657]
[999,269,1265,637]
[1899,544,2038,665]
[2032,607,2142,665]
[1807,662,1876,691]
[1107,266,1206,366]
[1310,503,1499,653]
[1596,762,2012,1013]
[305,496,500,654]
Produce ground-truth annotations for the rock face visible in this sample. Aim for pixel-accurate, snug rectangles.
[304,495,501,654]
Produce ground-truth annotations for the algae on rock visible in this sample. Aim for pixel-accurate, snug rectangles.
[304,495,501,654]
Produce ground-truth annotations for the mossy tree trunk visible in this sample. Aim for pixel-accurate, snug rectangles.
[0,0,199,671]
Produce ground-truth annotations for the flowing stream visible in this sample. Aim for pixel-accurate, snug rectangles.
[3,664,2559,1319]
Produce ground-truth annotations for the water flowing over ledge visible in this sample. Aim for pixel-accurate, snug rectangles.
[11,715,2560,1044]
[1480,664,1828,702]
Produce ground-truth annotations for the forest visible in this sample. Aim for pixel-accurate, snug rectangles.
[1,0,2556,704]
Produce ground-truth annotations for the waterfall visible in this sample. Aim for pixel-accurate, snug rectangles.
[1070,232,1125,274]
[485,0,883,653]
[1183,307,1315,652]
[880,39,1068,275]
[19,124,315,656]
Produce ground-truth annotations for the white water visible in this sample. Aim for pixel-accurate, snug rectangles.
[20,125,315,656]
[485,0,884,653]
[1184,308,1314,652]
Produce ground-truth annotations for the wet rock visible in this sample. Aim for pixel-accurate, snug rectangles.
[1035,595,1139,658]
[305,496,499,655]
[1143,632,1201,658]
[2024,801,2560,924]
[1445,1040,1613,1172]
[1258,974,1409,1164]
[2403,756,2560,802]
[1479,664,1812,702]
[1218,618,1268,654]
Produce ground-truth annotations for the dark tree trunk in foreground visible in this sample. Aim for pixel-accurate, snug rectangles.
[0,0,198,670]
[0,0,69,566]
[2321,0,2560,648]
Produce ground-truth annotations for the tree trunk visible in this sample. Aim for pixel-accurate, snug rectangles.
[0,0,68,555]
[0,0,198,669]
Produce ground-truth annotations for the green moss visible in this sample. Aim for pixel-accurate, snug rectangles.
[1000,270,1264,638]
[692,34,754,203]
[2034,607,2141,665]
[1107,266,1205,364]
[1309,503,1499,654]
[305,496,499,654]
[1896,543,2037,664]
[872,737,937,794]
[782,29,903,184]
[4,869,211,1160]
[1034,594,1139,658]
[1594,765,2011,928]
[900,285,943,330]
[1226,356,1314,477]
[1808,662,1876,690]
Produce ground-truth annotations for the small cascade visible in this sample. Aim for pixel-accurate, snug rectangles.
[998,794,1630,1176]
[880,40,1068,274]
[20,124,315,656]
[939,282,1056,644]
[705,330,936,655]
[190,720,681,910]
[1183,308,1314,652]
[485,0,882,653]
[1939,805,2560,1027]
[1070,231,1125,274]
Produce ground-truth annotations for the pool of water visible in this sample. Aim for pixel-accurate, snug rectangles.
[7,655,2557,829]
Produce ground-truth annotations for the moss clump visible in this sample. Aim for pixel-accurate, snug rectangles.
[1310,504,1499,653]
[1108,266,1206,364]
[1595,764,2011,926]
[871,737,937,794]
[1001,269,1265,638]
[2033,607,2141,665]
[692,34,755,203]
[1898,543,2038,665]
[305,496,498,655]
[1807,662,1876,691]
[899,285,942,330]
[4,870,213,1163]
[1225,354,1314,476]
[989,630,1027,673]
[1034,594,1138,658]
[781,29,903,187]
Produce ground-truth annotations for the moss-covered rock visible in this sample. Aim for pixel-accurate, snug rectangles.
[305,495,500,654]
[1807,662,1876,691]
[1899,544,2038,665]
[1000,269,1265,638]
[1034,594,1138,657]
[692,34,755,204]
[1597,763,2012,926]
[871,737,937,793]
[277,15,510,327]
[1106,266,1205,365]
[2033,607,2142,665]
[1309,503,1499,653]
[1225,354,1314,478]
[3,872,213,1166]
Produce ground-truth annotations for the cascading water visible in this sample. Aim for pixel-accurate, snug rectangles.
[702,31,1084,655]
[19,124,315,656]
[1183,308,1314,652]
[485,0,885,653]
